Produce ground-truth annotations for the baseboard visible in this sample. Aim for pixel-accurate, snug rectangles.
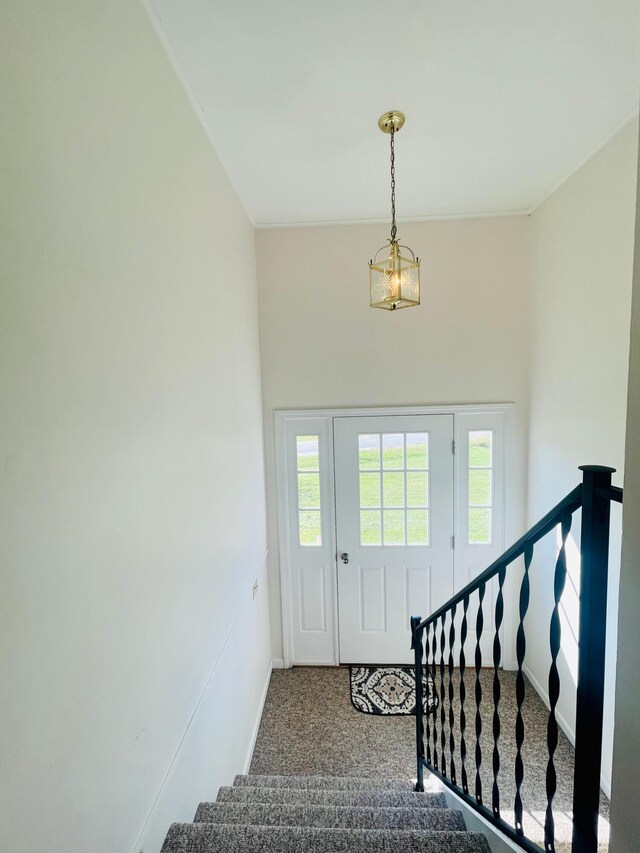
[523,663,611,798]
[243,659,273,773]
[271,658,285,669]
[437,781,522,853]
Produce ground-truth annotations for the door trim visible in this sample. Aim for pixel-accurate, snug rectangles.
[275,403,514,668]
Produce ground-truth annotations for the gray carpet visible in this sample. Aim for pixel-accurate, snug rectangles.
[214,787,448,807]
[162,774,492,853]
[194,801,467,830]
[250,666,610,853]
[162,822,491,853]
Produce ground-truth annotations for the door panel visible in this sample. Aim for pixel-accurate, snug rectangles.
[334,415,454,663]
[283,418,337,665]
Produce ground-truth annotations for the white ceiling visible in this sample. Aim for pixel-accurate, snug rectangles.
[149,0,640,227]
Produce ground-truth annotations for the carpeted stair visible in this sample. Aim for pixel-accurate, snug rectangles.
[161,774,491,852]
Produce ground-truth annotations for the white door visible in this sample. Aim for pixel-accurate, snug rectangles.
[334,415,454,664]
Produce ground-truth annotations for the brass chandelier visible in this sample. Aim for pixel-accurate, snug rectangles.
[369,110,420,310]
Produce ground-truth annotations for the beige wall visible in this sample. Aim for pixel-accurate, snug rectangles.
[0,3,270,852]
[256,122,638,797]
[610,121,640,853]
[525,119,638,789]
[257,217,532,662]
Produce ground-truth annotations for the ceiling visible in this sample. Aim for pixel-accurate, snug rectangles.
[149,1,640,227]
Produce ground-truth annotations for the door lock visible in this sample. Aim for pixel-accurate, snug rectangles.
[341,552,350,564]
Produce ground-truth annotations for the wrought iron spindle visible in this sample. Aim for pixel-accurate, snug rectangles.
[459,594,470,795]
[514,544,533,836]
[544,513,572,853]
[448,602,457,784]
[425,621,432,766]
[474,582,486,805]
[439,612,448,776]
[491,566,506,820]
[431,618,440,770]
[411,616,425,792]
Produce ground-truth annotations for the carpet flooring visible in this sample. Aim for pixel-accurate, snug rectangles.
[163,775,492,853]
[250,666,610,853]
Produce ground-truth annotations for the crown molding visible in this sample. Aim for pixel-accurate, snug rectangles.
[255,209,531,230]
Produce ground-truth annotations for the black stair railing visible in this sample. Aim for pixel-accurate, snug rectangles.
[411,465,622,853]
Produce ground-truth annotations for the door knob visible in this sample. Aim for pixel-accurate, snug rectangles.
[341,553,350,564]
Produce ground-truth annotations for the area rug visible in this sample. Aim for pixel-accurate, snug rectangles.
[349,665,439,716]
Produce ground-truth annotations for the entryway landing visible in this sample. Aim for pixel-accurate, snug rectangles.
[250,666,610,853]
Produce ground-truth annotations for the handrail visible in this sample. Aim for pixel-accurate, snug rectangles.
[411,465,622,853]
[417,483,583,631]
[599,484,623,503]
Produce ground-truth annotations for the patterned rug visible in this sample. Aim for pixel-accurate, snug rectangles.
[349,666,439,716]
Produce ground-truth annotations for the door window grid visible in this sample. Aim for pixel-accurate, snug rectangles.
[468,430,493,544]
[296,435,322,547]
[358,433,430,546]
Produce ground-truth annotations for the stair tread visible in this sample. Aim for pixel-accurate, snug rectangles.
[161,823,492,853]
[233,774,413,791]
[194,801,465,830]
[216,786,447,808]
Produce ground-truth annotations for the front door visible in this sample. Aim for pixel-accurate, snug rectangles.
[333,415,454,663]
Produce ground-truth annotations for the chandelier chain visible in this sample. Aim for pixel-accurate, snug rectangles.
[390,125,397,240]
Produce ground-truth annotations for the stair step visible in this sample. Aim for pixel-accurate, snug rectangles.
[194,802,466,830]
[216,786,447,808]
[233,773,413,791]
[161,823,491,853]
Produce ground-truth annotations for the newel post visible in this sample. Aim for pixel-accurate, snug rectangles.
[572,465,615,853]
[411,615,425,792]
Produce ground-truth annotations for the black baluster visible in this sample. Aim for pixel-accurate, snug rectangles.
[460,594,470,795]
[544,513,572,853]
[425,622,432,766]
[448,602,457,785]
[491,565,506,821]
[475,583,486,805]
[432,620,439,770]
[439,613,447,776]
[514,544,533,836]
[411,616,425,792]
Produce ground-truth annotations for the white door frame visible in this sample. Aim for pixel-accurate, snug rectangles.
[275,403,515,669]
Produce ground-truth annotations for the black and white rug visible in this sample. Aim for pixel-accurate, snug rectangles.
[349,665,439,716]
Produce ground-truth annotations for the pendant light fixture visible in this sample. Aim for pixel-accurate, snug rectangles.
[369,110,420,310]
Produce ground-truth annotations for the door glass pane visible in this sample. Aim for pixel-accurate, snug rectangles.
[355,431,434,546]
[299,510,322,546]
[298,473,320,508]
[359,472,380,508]
[297,435,319,470]
[406,433,428,469]
[406,471,428,507]
[469,508,491,544]
[469,431,492,467]
[359,434,380,470]
[383,510,405,545]
[467,430,493,545]
[296,434,321,547]
[407,509,429,545]
[382,433,404,469]
[469,469,491,506]
[360,510,382,545]
[383,472,404,507]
